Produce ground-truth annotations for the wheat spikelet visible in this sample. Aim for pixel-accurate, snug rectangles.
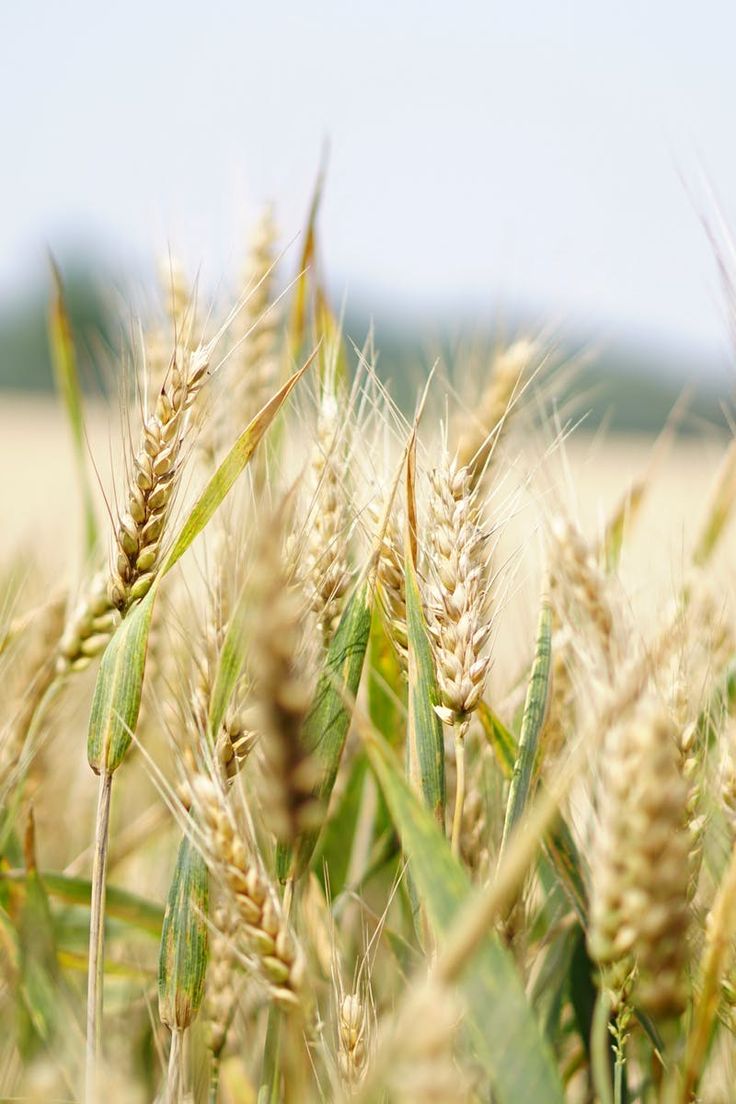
[216,710,256,784]
[424,452,492,725]
[423,450,492,853]
[301,376,351,646]
[669,665,708,901]
[191,574,228,739]
[588,703,690,1018]
[455,337,538,485]
[56,571,119,674]
[458,767,492,883]
[542,624,575,762]
[232,208,281,429]
[190,774,306,1010]
[678,718,707,901]
[549,517,616,676]
[369,498,408,668]
[109,343,210,611]
[374,980,467,1104]
[249,522,319,844]
[693,437,736,566]
[684,843,736,1098]
[721,722,736,836]
[337,992,369,1091]
[144,255,199,402]
[186,531,257,788]
[160,255,197,347]
[207,903,238,1061]
[1,594,65,801]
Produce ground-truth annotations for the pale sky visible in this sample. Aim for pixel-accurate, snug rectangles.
[2,1,736,362]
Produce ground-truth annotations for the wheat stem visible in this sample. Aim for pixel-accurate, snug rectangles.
[208,1059,220,1104]
[450,721,468,857]
[85,769,113,1103]
[591,990,614,1104]
[167,1028,183,1103]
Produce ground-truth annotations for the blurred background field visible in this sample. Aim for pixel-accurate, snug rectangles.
[3,1,736,576]
[2,0,736,777]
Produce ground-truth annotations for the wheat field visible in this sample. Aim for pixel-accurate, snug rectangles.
[2,205,736,1104]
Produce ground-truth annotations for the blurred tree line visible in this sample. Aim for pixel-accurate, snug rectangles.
[0,258,729,434]
[0,262,114,392]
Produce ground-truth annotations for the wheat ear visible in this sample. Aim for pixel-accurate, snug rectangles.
[190,774,306,1011]
[588,703,690,1019]
[233,207,281,428]
[249,522,318,845]
[455,337,538,485]
[302,373,351,647]
[109,343,210,612]
[424,451,492,853]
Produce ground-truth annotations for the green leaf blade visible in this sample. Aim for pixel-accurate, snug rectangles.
[158,835,209,1031]
[405,555,445,825]
[48,261,98,556]
[278,582,373,881]
[500,598,552,855]
[364,729,564,1104]
[87,588,156,775]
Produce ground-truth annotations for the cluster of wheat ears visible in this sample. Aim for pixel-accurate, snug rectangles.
[3,194,736,1104]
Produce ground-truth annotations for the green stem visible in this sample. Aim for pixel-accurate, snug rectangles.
[85,769,113,1103]
[591,990,614,1104]
[450,723,467,857]
[614,1050,624,1104]
[208,1054,221,1104]
[167,1028,183,1103]
[258,1006,282,1104]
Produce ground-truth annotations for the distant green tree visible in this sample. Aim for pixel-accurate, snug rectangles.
[0,261,114,392]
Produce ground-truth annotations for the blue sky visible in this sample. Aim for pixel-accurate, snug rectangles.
[2,1,736,361]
